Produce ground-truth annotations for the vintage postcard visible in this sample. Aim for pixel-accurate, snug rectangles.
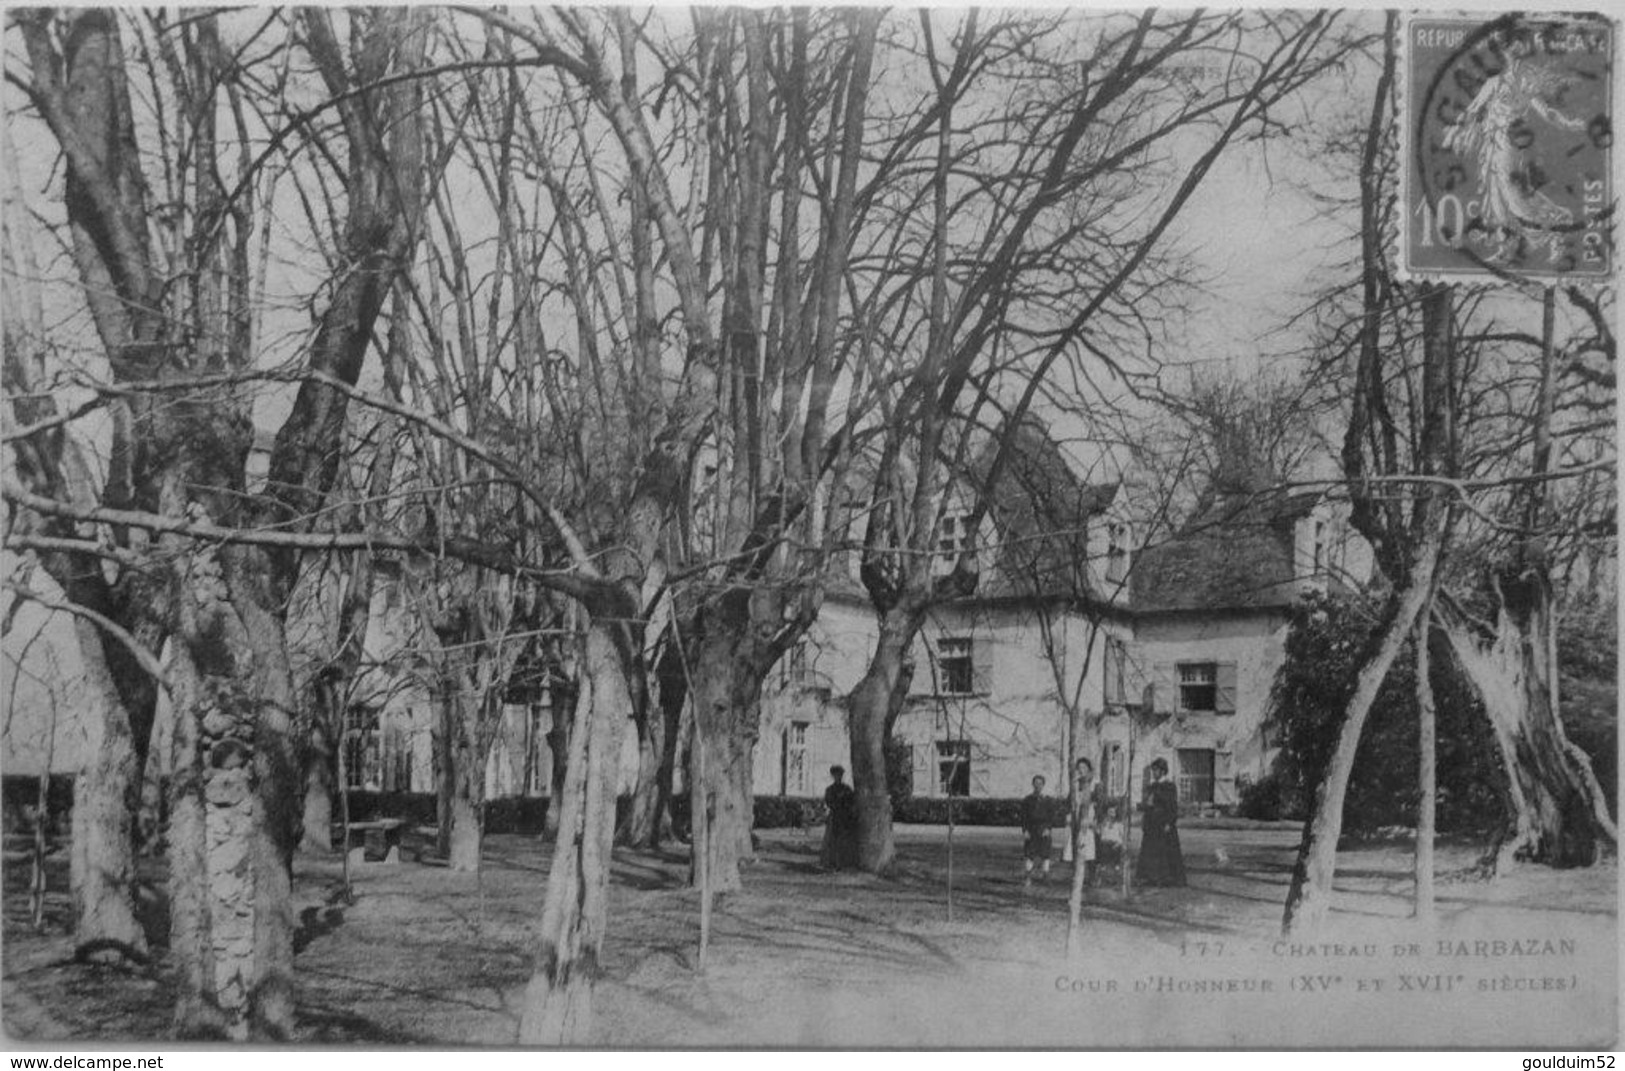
[1,2,1616,1051]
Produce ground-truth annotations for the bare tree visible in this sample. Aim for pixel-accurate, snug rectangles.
[1424,280,1617,870]
[1282,14,1613,934]
[845,10,1354,872]
[5,7,434,1036]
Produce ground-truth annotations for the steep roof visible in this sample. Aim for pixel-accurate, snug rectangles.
[1129,488,1318,613]
[972,419,1119,599]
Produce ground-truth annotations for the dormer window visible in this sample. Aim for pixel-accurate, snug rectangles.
[935,511,973,569]
[1106,522,1130,583]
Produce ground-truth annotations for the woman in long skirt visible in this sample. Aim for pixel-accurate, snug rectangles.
[1136,758,1186,887]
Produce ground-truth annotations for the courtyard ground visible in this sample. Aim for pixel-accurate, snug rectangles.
[3,821,1617,1048]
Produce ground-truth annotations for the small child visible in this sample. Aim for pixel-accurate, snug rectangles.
[1097,801,1126,869]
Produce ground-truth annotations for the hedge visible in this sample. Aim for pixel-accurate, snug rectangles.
[751,794,1036,828]
[892,795,1030,826]
[341,790,439,827]
[341,791,551,835]
[4,780,1048,839]
[752,796,825,829]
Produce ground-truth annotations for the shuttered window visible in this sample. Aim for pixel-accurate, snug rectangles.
[1164,661,1238,714]
[783,721,810,795]
[344,705,382,790]
[1178,663,1217,712]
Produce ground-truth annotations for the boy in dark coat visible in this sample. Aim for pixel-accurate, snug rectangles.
[1020,774,1054,886]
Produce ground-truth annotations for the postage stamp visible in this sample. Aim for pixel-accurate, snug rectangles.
[1402,13,1615,282]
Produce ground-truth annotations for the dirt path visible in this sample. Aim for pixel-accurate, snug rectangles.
[3,824,1616,1046]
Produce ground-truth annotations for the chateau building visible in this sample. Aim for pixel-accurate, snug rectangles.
[756,454,1371,811]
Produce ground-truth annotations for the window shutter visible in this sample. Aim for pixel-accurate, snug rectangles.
[911,740,930,777]
[1215,749,1235,805]
[1103,639,1123,705]
[908,639,931,697]
[971,636,994,696]
[1152,662,1176,715]
[1216,662,1238,715]
[1122,650,1147,710]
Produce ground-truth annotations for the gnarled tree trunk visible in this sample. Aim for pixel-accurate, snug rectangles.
[684,616,766,891]
[544,692,573,842]
[647,644,688,848]
[1437,586,1616,872]
[448,701,483,873]
[847,602,925,874]
[518,615,630,1044]
[299,722,335,854]
[167,535,299,1039]
[67,617,148,963]
[616,698,665,848]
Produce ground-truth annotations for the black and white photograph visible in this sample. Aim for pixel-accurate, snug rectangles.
[0,2,1616,1050]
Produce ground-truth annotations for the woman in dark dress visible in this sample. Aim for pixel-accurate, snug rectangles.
[822,765,859,869]
[1136,758,1186,887]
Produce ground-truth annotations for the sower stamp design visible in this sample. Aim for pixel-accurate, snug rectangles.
[1404,13,1615,281]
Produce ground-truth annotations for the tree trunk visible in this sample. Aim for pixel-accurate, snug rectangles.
[847,603,924,874]
[543,647,579,842]
[518,617,629,1044]
[449,795,482,874]
[67,619,147,964]
[686,717,755,893]
[435,685,457,859]
[1285,279,1454,937]
[167,641,221,1039]
[545,720,570,841]
[164,540,299,1039]
[647,644,689,848]
[247,615,298,1039]
[685,623,763,891]
[1063,700,1084,863]
[1414,608,1436,923]
[448,691,483,873]
[1437,588,1616,871]
[299,719,335,854]
[616,702,664,848]
[1281,564,1440,935]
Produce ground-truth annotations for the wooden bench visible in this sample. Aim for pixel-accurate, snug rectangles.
[337,819,404,866]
